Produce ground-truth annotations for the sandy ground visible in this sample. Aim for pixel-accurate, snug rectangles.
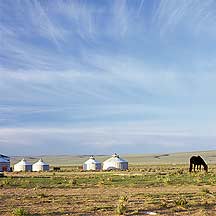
[1,185,216,215]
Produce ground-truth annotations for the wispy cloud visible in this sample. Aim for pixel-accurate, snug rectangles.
[152,0,216,37]
[1,1,216,154]
[1,1,65,47]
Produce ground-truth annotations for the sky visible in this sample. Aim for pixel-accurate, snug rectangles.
[1,0,216,156]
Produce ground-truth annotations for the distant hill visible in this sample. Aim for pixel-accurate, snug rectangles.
[9,150,216,166]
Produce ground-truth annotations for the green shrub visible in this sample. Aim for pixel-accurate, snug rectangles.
[12,207,29,216]
[116,195,128,215]
[174,197,188,207]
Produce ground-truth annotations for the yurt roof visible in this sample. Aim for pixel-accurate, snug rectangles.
[84,156,101,164]
[0,154,9,158]
[104,153,128,163]
[15,159,32,166]
[33,158,49,166]
[0,157,9,163]
[0,154,10,161]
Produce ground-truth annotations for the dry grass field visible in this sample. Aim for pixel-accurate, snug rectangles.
[9,150,216,166]
[1,151,216,215]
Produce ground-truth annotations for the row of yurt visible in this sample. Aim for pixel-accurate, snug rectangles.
[14,158,49,172]
[83,153,128,171]
[0,154,10,172]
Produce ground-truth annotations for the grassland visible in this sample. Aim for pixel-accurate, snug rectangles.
[1,151,216,215]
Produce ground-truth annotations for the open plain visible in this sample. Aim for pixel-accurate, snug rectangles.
[1,151,216,215]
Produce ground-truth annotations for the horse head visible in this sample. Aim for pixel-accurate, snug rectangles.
[204,164,208,172]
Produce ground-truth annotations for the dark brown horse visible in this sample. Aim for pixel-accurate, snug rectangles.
[189,156,208,172]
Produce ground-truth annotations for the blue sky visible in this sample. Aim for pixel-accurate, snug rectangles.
[1,0,216,155]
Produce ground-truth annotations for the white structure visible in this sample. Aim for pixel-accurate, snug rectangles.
[83,156,101,171]
[14,159,32,172]
[103,153,128,170]
[32,158,49,171]
[0,154,10,172]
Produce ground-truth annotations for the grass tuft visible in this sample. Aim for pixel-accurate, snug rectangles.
[116,195,128,215]
[174,196,188,207]
[12,207,29,216]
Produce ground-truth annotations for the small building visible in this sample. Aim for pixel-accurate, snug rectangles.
[83,156,102,171]
[0,154,10,172]
[14,159,32,172]
[32,158,49,171]
[103,153,128,170]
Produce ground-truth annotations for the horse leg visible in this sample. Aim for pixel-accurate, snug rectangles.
[189,162,193,172]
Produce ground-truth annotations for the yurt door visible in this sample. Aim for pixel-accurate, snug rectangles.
[2,166,7,171]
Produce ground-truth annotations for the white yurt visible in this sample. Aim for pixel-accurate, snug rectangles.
[103,153,128,170]
[83,156,101,171]
[14,159,32,172]
[32,158,49,171]
[0,155,10,172]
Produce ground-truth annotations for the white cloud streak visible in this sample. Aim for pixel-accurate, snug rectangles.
[152,0,216,37]
[1,1,216,154]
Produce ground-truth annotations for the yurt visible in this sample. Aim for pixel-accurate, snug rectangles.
[32,158,49,171]
[83,156,101,171]
[0,155,10,172]
[103,153,128,170]
[14,159,32,172]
